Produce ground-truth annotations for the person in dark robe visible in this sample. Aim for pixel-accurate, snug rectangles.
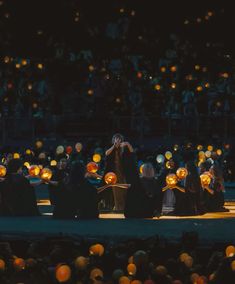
[184,161,204,215]
[139,163,163,218]
[0,159,39,216]
[53,161,99,219]
[104,133,135,212]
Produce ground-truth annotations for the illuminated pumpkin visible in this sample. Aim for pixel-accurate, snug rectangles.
[50,160,57,167]
[127,263,136,275]
[166,174,178,187]
[165,151,172,160]
[55,265,71,283]
[207,145,213,151]
[23,162,30,169]
[56,145,64,155]
[200,173,211,187]
[104,172,117,185]
[87,162,99,173]
[75,142,83,152]
[93,153,101,163]
[90,268,104,281]
[176,168,188,180]
[119,276,131,284]
[89,244,104,256]
[13,258,25,271]
[156,154,165,163]
[66,146,73,154]
[28,165,40,177]
[225,245,235,257]
[0,165,7,177]
[170,66,177,72]
[13,153,20,159]
[75,256,88,270]
[35,140,43,149]
[40,168,52,181]
[196,86,203,92]
[0,259,5,271]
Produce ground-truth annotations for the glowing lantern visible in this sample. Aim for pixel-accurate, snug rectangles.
[184,20,189,25]
[13,258,25,271]
[197,18,202,23]
[166,160,174,169]
[205,151,211,158]
[22,59,27,66]
[155,265,167,275]
[174,144,179,151]
[75,142,83,152]
[225,245,235,257]
[205,82,210,88]
[197,145,203,151]
[56,145,64,155]
[207,145,213,151]
[119,276,131,284]
[33,103,38,109]
[15,63,21,69]
[0,165,7,177]
[104,172,117,185]
[28,165,40,177]
[93,153,101,163]
[25,149,31,155]
[216,149,222,156]
[50,160,57,167]
[165,151,172,160]
[154,84,161,91]
[166,174,178,186]
[89,244,104,256]
[24,162,30,169]
[156,154,165,163]
[195,65,200,71]
[88,89,94,96]
[90,268,104,281]
[13,153,20,159]
[137,72,142,78]
[160,66,166,73]
[127,263,137,275]
[40,168,52,181]
[179,253,189,262]
[37,63,43,69]
[139,164,144,174]
[55,265,71,283]
[171,83,176,89]
[176,168,188,180]
[196,86,203,92]
[170,66,177,72]
[75,256,88,270]
[66,146,73,154]
[4,56,10,63]
[35,140,43,149]
[88,65,95,72]
[87,162,99,173]
[0,259,5,271]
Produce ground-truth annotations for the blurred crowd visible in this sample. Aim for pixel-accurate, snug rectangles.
[1,234,235,283]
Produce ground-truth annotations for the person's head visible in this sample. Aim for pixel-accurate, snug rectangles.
[112,133,124,146]
[7,159,23,174]
[58,158,67,170]
[142,163,155,178]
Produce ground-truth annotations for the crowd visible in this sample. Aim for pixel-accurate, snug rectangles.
[1,234,235,283]
[0,1,234,133]
[0,133,234,218]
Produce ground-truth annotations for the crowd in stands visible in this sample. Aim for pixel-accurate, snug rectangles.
[1,234,235,283]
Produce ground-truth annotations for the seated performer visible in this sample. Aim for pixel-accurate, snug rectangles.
[0,159,39,216]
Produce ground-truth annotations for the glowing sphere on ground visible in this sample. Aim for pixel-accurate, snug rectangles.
[35,140,43,148]
[0,259,5,271]
[50,160,57,167]
[55,265,71,283]
[104,172,117,185]
[87,162,99,173]
[13,153,20,159]
[176,167,188,180]
[66,146,73,154]
[166,174,178,187]
[225,245,235,257]
[165,151,172,160]
[28,165,40,177]
[13,258,25,271]
[119,276,131,284]
[0,165,7,177]
[90,268,104,280]
[75,256,88,270]
[89,244,104,256]
[75,142,83,152]
[156,154,165,163]
[56,145,64,155]
[200,173,211,187]
[127,263,137,275]
[40,168,52,181]
[93,153,101,163]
